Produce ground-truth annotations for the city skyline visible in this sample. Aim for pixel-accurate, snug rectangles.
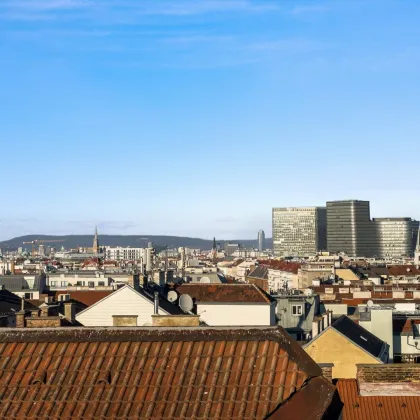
[1,0,420,239]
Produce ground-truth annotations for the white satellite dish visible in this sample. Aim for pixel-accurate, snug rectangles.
[167,290,178,303]
[367,300,374,308]
[179,294,194,312]
[200,276,211,284]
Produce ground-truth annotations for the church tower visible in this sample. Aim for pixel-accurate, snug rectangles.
[212,237,217,261]
[93,226,99,255]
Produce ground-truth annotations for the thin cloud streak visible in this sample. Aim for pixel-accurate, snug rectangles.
[0,0,279,20]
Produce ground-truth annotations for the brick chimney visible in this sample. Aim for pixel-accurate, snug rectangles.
[152,315,200,327]
[63,302,75,324]
[357,364,420,396]
[16,311,26,328]
[318,363,334,382]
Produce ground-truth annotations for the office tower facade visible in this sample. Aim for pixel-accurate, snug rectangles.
[415,227,420,267]
[258,230,265,252]
[373,218,419,259]
[326,200,376,257]
[272,207,327,257]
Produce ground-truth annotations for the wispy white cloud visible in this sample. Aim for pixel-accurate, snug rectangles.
[249,38,333,54]
[289,4,329,15]
[0,0,279,20]
[0,0,90,11]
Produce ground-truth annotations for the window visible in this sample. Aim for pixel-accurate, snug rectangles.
[61,281,67,287]
[98,281,105,286]
[292,305,303,316]
[24,293,33,299]
[50,281,57,287]
[88,281,95,288]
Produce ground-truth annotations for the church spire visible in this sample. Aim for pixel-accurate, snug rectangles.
[93,226,99,255]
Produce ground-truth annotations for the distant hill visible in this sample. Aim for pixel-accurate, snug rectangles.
[0,234,272,251]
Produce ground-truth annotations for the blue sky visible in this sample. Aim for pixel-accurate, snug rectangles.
[1,0,420,241]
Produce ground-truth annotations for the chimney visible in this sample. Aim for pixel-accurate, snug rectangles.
[323,312,329,328]
[142,274,148,290]
[357,364,420,396]
[312,319,319,338]
[40,304,49,317]
[154,292,159,315]
[152,314,200,327]
[318,363,334,382]
[16,300,26,328]
[44,296,53,304]
[63,302,76,324]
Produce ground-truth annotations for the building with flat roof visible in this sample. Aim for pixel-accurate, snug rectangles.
[257,229,265,252]
[327,200,376,257]
[373,217,419,259]
[272,207,327,257]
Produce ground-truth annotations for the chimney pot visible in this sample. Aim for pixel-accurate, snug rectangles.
[154,292,159,315]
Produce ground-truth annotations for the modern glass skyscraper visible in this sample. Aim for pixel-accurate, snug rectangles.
[257,230,265,252]
[272,207,327,257]
[326,200,376,257]
[373,218,419,258]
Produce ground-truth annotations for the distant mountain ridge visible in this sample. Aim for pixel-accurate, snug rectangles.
[0,234,273,251]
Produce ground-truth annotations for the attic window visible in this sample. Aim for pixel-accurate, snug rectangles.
[292,305,303,316]
[96,370,111,385]
[31,371,47,385]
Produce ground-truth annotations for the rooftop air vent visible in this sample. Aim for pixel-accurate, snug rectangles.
[31,371,47,385]
[96,370,111,385]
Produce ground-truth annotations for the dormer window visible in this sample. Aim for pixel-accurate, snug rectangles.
[292,305,303,316]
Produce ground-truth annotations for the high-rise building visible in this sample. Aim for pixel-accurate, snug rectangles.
[326,200,376,257]
[372,218,419,259]
[272,207,327,257]
[257,230,265,252]
[414,227,420,267]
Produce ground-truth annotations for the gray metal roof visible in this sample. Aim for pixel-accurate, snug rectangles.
[0,275,41,292]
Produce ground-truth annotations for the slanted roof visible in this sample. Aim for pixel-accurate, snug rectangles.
[53,290,113,307]
[388,265,420,276]
[0,326,337,420]
[337,379,420,420]
[176,283,274,303]
[0,289,38,315]
[0,275,41,292]
[76,285,183,319]
[332,315,386,359]
[335,269,360,281]
[258,260,301,274]
[247,265,269,280]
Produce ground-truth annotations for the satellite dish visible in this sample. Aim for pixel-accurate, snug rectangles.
[367,300,374,308]
[167,290,178,303]
[179,294,194,312]
[200,276,211,284]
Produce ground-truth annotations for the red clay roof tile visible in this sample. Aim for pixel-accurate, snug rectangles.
[337,379,420,420]
[0,327,333,420]
[176,284,273,303]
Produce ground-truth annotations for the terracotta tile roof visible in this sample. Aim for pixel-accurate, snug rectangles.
[0,327,336,420]
[53,290,114,307]
[388,265,420,276]
[393,318,420,334]
[258,260,301,274]
[176,284,273,303]
[337,379,420,420]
